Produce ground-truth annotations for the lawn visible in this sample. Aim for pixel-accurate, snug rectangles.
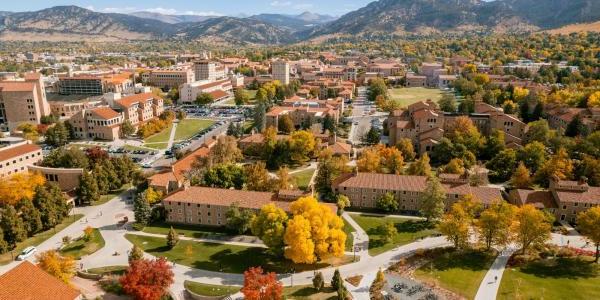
[141,222,231,239]
[184,281,240,297]
[388,87,447,107]
[60,228,105,260]
[284,285,337,299]
[125,234,353,274]
[87,265,127,276]
[122,144,154,152]
[414,249,497,299]
[343,219,355,252]
[174,119,214,141]
[0,214,83,265]
[144,143,169,150]
[95,184,131,206]
[144,124,173,144]
[498,257,600,300]
[350,214,437,256]
[292,169,316,191]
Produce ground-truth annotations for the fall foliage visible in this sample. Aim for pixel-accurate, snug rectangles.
[36,250,75,283]
[0,172,46,205]
[241,267,283,300]
[120,257,174,300]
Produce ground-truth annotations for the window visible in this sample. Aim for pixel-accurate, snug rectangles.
[563,205,567,210]
[574,203,578,207]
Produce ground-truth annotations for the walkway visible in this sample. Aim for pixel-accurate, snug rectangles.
[341,212,370,259]
[166,121,179,150]
[474,247,516,300]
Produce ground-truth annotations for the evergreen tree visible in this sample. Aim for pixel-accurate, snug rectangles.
[253,102,266,132]
[419,176,446,222]
[0,206,27,250]
[312,272,324,291]
[44,121,70,147]
[565,115,588,137]
[322,114,336,134]
[0,227,8,254]
[128,245,144,263]
[331,269,342,290]
[531,102,544,121]
[77,172,99,205]
[167,227,179,249]
[133,193,151,226]
[16,200,43,236]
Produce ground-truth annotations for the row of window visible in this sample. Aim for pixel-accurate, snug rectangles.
[1,152,41,168]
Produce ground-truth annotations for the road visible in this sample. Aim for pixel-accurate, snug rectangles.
[348,86,388,147]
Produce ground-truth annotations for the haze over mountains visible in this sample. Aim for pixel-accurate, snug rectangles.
[0,0,599,44]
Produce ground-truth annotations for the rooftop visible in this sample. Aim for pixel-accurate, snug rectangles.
[0,143,41,162]
[0,261,80,300]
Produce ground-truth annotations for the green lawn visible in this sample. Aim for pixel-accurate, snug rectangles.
[122,145,154,152]
[498,257,600,300]
[343,219,355,252]
[60,228,105,260]
[141,222,230,239]
[184,281,239,297]
[414,249,497,299]
[351,214,437,256]
[388,87,447,107]
[87,265,127,276]
[174,119,214,141]
[125,234,353,274]
[0,214,84,265]
[144,124,173,144]
[245,89,258,100]
[144,143,169,150]
[291,169,316,191]
[95,184,131,206]
[284,285,337,299]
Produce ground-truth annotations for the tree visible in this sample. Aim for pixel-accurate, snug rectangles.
[322,114,336,134]
[16,199,42,236]
[525,120,551,144]
[17,123,39,142]
[315,154,350,202]
[477,201,516,251]
[166,227,179,249]
[77,172,99,205]
[251,204,288,255]
[45,121,70,146]
[273,166,295,191]
[380,146,404,174]
[363,127,381,145]
[284,196,346,264]
[502,100,518,114]
[331,269,343,290]
[36,250,75,283]
[313,271,325,291]
[419,176,446,222]
[336,195,351,214]
[482,130,506,160]
[0,172,46,206]
[234,88,250,106]
[289,130,316,163]
[577,207,600,263]
[0,206,26,250]
[32,183,69,231]
[486,149,517,182]
[129,245,144,263]
[438,93,457,112]
[396,138,416,161]
[278,114,295,134]
[378,222,398,244]
[241,267,282,300]
[133,192,151,226]
[513,205,552,254]
[448,116,484,154]
[376,192,399,213]
[83,226,94,242]
[253,102,266,132]
[195,92,214,106]
[120,120,136,137]
[120,257,174,300]
[534,148,573,187]
[407,153,432,177]
[243,162,272,192]
[565,115,588,137]
[442,158,465,175]
[511,162,532,189]
[202,163,245,189]
[176,110,186,120]
[370,269,386,298]
[438,203,471,249]
[357,147,381,173]
[0,227,8,254]
[367,78,388,102]
[517,141,547,173]
[225,203,255,234]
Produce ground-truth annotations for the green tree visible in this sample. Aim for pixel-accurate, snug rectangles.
[565,115,588,137]
[16,199,43,236]
[331,269,343,290]
[0,206,26,250]
[312,272,324,291]
[195,92,214,106]
[577,207,600,262]
[77,172,100,205]
[225,203,255,234]
[0,227,8,254]
[202,163,245,189]
[128,245,144,263]
[486,149,517,182]
[419,176,446,222]
[166,227,179,249]
[44,121,70,146]
[525,120,551,144]
[253,102,266,132]
[367,78,388,102]
[133,192,151,226]
[363,127,381,145]
[322,114,336,134]
[438,93,457,112]
[376,192,399,213]
[278,114,295,134]
[33,183,69,230]
[234,88,250,106]
[378,222,398,244]
[482,130,506,160]
[407,153,433,177]
[517,141,547,173]
[120,120,136,137]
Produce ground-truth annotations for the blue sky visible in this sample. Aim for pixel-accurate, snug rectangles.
[3,0,373,16]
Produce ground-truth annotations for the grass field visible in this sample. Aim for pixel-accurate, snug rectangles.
[292,169,316,191]
[388,87,447,107]
[141,222,230,239]
[0,214,83,265]
[144,124,173,144]
[125,234,353,274]
[60,228,105,260]
[414,249,497,299]
[284,285,337,299]
[498,257,600,300]
[174,119,214,141]
[184,281,240,297]
[343,219,355,252]
[350,214,437,256]
[87,265,127,276]
[144,143,169,150]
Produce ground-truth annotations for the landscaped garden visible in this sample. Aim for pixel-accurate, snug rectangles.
[498,257,600,300]
[141,222,231,239]
[291,168,316,191]
[184,281,240,297]
[60,228,105,260]
[173,119,214,141]
[0,214,83,265]
[350,214,437,256]
[125,234,353,274]
[413,249,497,299]
[143,124,173,145]
[87,265,128,276]
[388,87,448,107]
[342,219,355,252]
[283,285,337,299]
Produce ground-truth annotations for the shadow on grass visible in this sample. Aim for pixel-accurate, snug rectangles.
[287,286,335,297]
[520,258,599,279]
[426,249,496,272]
[395,220,435,233]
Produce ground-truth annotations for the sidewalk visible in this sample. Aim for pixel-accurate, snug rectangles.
[474,247,516,300]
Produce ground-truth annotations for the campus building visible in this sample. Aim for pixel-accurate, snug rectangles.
[272,59,290,85]
[0,261,81,300]
[57,76,105,95]
[109,93,164,127]
[0,73,51,131]
[193,60,226,82]
[179,79,232,104]
[147,69,195,89]
[68,107,123,141]
[0,141,43,178]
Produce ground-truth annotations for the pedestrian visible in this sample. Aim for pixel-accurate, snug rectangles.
[494,276,498,283]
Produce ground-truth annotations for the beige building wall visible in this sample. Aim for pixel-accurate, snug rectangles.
[27,165,84,191]
[164,201,234,226]
[0,142,43,178]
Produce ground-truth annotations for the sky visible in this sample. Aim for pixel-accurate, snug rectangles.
[2,0,374,16]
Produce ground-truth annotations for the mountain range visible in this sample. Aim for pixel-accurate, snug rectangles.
[0,1,599,44]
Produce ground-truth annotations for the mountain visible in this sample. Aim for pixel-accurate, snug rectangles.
[306,0,600,38]
[129,11,216,24]
[295,12,337,23]
[0,11,12,17]
[248,12,337,31]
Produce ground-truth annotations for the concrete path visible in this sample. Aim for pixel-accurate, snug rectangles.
[474,247,516,300]
[166,121,179,150]
[341,212,370,259]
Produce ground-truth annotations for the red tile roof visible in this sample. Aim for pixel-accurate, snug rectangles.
[0,81,36,92]
[0,261,80,300]
[172,146,210,181]
[115,93,160,108]
[208,90,229,100]
[0,143,41,162]
[164,187,279,210]
[91,107,121,120]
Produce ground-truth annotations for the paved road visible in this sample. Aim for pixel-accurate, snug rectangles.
[348,87,388,146]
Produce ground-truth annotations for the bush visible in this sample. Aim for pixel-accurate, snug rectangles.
[131,223,145,231]
[99,276,124,295]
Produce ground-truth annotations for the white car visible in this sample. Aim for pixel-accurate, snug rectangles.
[141,162,153,169]
[16,246,36,261]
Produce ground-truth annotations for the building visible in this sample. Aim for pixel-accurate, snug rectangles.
[194,60,226,82]
[437,75,458,89]
[0,141,43,178]
[333,172,502,212]
[509,177,600,223]
[272,60,290,85]
[102,72,134,94]
[0,73,51,131]
[0,261,81,300]
[405,74,427,87]
[28,165,84,192]
[387,100,526,154]
[147,69,195,90]
[69,107,123,141]
[50,99,101,118]
[109,93,164,127]
[57,76,105,95]
[179,79,232,104]
[266,105,339,131]
[163,186,325,226]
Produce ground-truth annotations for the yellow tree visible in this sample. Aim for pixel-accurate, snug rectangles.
[289,130,316,163]
[36,250,75,283]
[380,146,404,175]
[477,201,516,250]
[407,153,432,177]
[357,147,381,173]
[144,187,163,205]
[442,158,465,175]
[587,91,600,108]
[513,87,530,102]
[511,162,531,189]
[438,203,471,249]
[513,205,552,254]
[535,148,573,186]
[396,138,416,161]
[273,166,295,191]
[284,196,346,264]
[250,204,288,255]
[577,207,600,262]
[0,172,46,205]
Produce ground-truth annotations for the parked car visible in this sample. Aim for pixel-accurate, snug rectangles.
[16,246,36,261]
